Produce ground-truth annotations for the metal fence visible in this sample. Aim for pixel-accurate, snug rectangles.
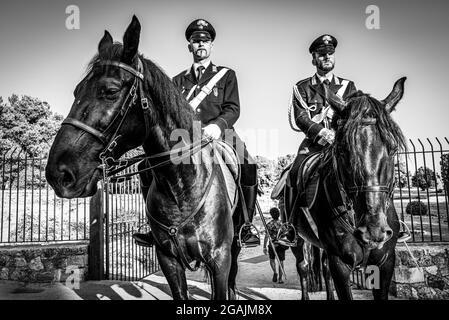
[102,159,160,280]
[0,148,89,244]
[394,137,449,243]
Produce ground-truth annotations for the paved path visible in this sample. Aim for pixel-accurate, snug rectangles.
[0,242,400,300]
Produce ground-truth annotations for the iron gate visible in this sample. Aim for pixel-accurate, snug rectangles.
[96,155,160,281]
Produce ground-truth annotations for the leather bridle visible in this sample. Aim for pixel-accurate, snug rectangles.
[332,118,396,228]
[62,58,153,167]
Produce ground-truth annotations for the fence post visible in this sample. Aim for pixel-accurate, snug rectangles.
[88,187,104,280]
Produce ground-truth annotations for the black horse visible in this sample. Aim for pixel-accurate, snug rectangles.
[45,16,255,300]
[283,78,407,300]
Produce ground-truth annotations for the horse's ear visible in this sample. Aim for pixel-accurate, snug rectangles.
[382,77,406,113]
[121,15,141,65]
[323,85,347,114]
[98,30,113,54]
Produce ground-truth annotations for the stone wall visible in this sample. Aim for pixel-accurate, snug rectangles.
[0,241,88,283]
[391,242,449,299]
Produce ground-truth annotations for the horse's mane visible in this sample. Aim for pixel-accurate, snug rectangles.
[85,43,194,133]
[333,90,407,181]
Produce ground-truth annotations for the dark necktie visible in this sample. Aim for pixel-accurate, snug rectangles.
[321,79,331,97]
[196,66,205,82]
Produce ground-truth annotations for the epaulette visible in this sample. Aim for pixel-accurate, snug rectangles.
[295,77,311,87]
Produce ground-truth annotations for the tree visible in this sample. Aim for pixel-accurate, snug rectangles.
[275,154,296,180]
[255,156,276,194]
[441,154,449,191]
[1,94,63,188]
[394,161,409,188]
[0,94,63,156]
[411,166,436,191]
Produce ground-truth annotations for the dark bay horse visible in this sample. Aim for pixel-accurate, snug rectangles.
[46,16,251,300]
[284,78,407,300]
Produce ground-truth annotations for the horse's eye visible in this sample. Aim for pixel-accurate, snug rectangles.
[106,88,119,95]
[100,87,120,101]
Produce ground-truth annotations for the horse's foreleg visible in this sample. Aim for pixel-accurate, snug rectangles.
[322,250,335,300]
[291,240,309,300]
[206,248,232,300]
[156,248,188,300]
[372,250,396,300]
[328,254,353,300]
[228,236,241,300]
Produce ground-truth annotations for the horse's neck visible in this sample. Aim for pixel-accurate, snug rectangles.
[141,128,209,195]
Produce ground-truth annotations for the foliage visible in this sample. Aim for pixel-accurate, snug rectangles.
[0,94,62,187]
[441,154,449,188]
[394,161,409,188]
[411,166,436,191]
[0,94,63,157]
[255,155,275,193]
[255,154,296,194]
[405,200,428,216]
[274,154,296,179]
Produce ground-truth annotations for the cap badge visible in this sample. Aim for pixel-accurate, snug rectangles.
[197,20,208,27]
[322,35,332,44]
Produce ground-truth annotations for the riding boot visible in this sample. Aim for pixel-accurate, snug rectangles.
[277,193,301,247]
[133,161,154,247]
[132,232,155,247]
[239,184,261,247]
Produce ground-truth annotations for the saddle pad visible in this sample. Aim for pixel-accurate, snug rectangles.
[304,175,320,209]
[271,163,292,200]
[212,141,239,206]
[298,152,322,189]
[213,141,239,180]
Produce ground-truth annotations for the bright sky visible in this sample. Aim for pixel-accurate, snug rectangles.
[1,0,448,159]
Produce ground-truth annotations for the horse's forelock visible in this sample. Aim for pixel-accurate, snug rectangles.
[336,92,406,182]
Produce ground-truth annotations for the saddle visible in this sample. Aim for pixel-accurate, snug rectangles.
[282,152,322,209]
[297,152,322,208]
[271,163,292,200]
[212,140,239,208]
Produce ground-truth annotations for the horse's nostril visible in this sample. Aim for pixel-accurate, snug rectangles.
[354,227,369,243]
[60,167,76,188]
[385,227,393,240]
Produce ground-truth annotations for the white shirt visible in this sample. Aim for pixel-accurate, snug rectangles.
[192,59,211,79]
[315,72,334,84]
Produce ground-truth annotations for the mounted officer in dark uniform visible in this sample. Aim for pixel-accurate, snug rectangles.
[133,19,260,247]
[277,34,358,245]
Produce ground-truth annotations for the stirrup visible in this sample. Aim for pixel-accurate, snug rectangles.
[276,222,298,247]
[237,222,261,248]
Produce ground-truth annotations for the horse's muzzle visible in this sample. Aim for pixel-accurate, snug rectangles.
[46,162,101,199]
[354,225,393,249]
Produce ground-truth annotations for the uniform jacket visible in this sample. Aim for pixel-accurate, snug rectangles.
[291,74,357,143]
[172,62,240,133]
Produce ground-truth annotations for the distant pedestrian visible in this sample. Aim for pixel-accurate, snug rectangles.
[263,207,287,284]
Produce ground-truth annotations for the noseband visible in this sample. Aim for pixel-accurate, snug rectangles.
[62,58,153,165]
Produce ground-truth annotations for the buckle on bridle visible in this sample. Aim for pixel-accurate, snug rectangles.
[141,97,149,110]
[106,136,121,153]
[168,226,178,236]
